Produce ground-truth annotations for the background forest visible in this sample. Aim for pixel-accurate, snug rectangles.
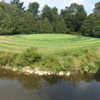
[0,0,100,37]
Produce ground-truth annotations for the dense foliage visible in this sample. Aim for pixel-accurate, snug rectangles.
[0,1,99,37]
[61,3,87,32]
[80,2,100,37]
[81,14,100,37]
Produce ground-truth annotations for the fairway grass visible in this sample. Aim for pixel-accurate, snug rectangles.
[0,34,100,53]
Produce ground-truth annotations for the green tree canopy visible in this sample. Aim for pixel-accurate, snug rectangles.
[11,0,25,11]
[36,18,53,33]
[81,14,100,37]
[0,1,100,37]
[61,3,87,32]
[28,2,39,19]
[53,18,67,33]
[16,12,35,34]
[0,2,19,34]
[0,2,36,34]
[94,2,100,14]
[41,5,52,22]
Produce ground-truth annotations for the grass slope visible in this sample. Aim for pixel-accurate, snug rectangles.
[0,34,100,73]
[0,34,100,53]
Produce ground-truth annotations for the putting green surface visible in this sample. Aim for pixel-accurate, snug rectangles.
[0,34,100,53]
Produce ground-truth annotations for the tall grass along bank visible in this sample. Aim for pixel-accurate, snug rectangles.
[0,47,100,75]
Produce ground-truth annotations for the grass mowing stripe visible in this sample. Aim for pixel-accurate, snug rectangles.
[0,34,100,53]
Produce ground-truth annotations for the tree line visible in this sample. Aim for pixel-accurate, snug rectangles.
[0,0,100,37]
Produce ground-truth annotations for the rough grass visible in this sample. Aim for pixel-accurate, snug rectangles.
[0,47,100,74]
[0,34,100,53]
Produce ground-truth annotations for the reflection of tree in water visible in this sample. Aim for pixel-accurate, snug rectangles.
[0,69,60,90]
[0,68,97,91]
[18,74,42,90]
[0,69,42,90]
[95,67,100,81]
[62,74,94,88]
[0,69,17,80]
[42,75,60,85]
[42,74,95,88]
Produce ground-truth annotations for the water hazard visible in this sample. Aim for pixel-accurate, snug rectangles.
[0,69,100,100]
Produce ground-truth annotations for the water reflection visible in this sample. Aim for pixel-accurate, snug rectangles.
[0,69,100,100]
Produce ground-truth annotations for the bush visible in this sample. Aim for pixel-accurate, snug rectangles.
[0,52,17,66]
[0,47,42,67]
[21,47,42,66]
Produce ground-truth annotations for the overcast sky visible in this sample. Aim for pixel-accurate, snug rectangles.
[6,0,100,14]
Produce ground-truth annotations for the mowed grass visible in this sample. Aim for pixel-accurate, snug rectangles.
[1,34,100,73]
[0,34,100,53]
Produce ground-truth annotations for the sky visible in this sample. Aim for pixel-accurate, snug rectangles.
[6,0,100,14]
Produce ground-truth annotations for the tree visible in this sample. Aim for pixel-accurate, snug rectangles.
[0,8,13,34]
[41,6,65,33]
[28,2,39,19]
[41,5,52,22]
[53,19,67,33]
[94,2,100,14]
[51,7,59,22]
[61,3,87,32]
[11,0,25,11]
[0,2,18,34]
[80,14,100,37]
[0,2,36,34]
[80,1,100,37]
[41,6,59,23]
[15,12,36,34]
[36,18,53,33]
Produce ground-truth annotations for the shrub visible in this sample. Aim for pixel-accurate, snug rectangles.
[0,52,17,66]
[21,47,42,66]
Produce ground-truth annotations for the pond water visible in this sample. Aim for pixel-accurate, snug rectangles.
[0,69,100,100]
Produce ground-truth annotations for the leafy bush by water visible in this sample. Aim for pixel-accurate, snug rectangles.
[21,47,42,66]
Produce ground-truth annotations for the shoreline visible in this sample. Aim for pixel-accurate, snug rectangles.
[0,66,95,77]
[0,67,76,76]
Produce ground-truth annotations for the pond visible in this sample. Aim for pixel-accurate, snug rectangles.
[0,69,100,100]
